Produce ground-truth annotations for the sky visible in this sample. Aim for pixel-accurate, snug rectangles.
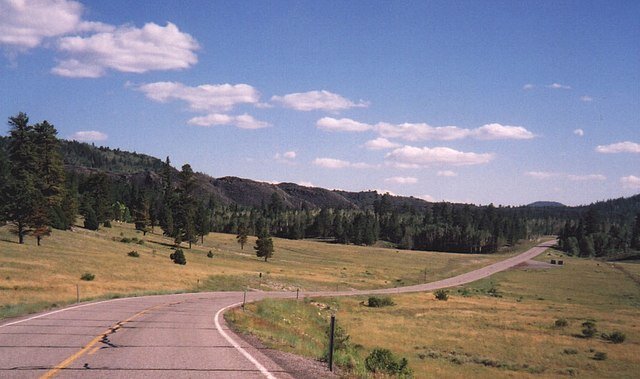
[1,0,639,206]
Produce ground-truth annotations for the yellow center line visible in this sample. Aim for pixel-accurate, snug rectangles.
[40,302,175,379]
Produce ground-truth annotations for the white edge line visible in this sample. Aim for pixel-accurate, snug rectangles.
[0,297,126,329]
[215,301,278,379]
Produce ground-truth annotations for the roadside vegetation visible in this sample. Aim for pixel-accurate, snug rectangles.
[0,221,515,320]
[227,249,640,378]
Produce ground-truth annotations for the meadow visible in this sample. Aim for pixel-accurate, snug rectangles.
[227,250,640,378]
[0,221,512,319]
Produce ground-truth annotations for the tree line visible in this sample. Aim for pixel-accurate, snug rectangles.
[2,112,639,259]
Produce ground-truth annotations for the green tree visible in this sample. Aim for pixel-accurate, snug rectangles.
[255,231,274,262]
[195,202,210,243]
[174,164,197,248]
[236,224,248,249]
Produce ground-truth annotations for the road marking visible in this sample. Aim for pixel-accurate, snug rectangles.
[40,303,168,379]
[214,302,278,379]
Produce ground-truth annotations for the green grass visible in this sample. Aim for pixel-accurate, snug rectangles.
[227,249,640,378]
[0,221,514,320]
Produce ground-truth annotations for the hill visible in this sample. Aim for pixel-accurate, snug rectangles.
[527,201,566,208]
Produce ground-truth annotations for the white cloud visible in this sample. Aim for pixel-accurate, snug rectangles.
[364,137,401,150]
[271,90,369,111]
[525,171,560,179]
[580,95,593,102]
[317,117,372,132]
[275,151,297,163]
[384,176,418,184]
[377,122,469,141]
[568,174,606,181]
[52,22,198,77]
[138,82,260,112]
[386,146,494,167]
[69,130,107,142]
[188,113,269,129]
[297,181,314,187]
[573,129,585,137]
[0,0,110,49]
[283,151,296,159]
[419,194,436,202]
[595,141,640,154]
[437,170,458,177]
[548,83,571,90]
[312,157,373,169]
[621,175,640,190]
[522,83,535,90]
[471,123,535,140]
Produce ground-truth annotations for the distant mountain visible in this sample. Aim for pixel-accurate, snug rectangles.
[527,201,566,208]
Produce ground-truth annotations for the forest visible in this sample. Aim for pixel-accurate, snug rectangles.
[1,112,639,258]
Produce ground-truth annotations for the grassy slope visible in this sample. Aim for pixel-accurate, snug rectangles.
[227,250,640,378]
[0,221,510,319]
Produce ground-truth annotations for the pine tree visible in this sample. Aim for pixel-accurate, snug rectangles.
[255,230,274,262]
[236,224,248,249]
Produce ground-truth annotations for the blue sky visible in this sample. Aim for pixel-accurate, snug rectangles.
[1,0,638,206]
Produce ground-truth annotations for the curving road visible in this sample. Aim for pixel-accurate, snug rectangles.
[0,240,554,378]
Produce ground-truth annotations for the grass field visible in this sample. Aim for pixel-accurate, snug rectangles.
[227,249,640,378]
[0,221,514,319]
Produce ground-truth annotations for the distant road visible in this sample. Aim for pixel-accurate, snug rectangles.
[0,240,554,378]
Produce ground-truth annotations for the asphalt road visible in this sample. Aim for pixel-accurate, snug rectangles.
[0,240,554,378]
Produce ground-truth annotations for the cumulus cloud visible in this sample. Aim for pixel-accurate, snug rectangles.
[364,137,401,150]
[595,141,640,154]
[271,90,369,111]
[188,113,269,129]
[547,83,571,90]
[419,194,436,202]
[437,170,458,177]
[573,129,585,137]
[297,181,314,187]
[385,146,494,167]
[377,122,469,141]
[52,22,199,77]
[275,151,297,164]
[580,95,593,102]
[0,0,111,50]
[69,130,107,142]
[138,82,260,112]
[471,123,535,140]
[317,117,372,132]
[522,83,535,90]
[526,171,606,181]
[621,175,640,190]
[312,158,373,169]
[384,176,418,184]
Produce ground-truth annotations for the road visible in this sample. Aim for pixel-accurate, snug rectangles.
[0,240,554,378]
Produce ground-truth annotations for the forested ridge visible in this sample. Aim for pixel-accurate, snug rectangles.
[1,113,639,257]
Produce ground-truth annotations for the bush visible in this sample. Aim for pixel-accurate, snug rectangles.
[170,249,187,265]
[207,250,214,258]
[581,321,597,338]
[127,251,139,258]
[563,348,578,355]
[593,351,607,361]
[80,272,95,281]
[555,318,569,328]
[602,331,626,344]
[103,220,112,228]
[120,237,132,243]
[364,348,412,376]
[434,289,449,301]
[368,296,395,307]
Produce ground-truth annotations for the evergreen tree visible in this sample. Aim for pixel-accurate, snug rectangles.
[631,212,640,250]
[195,202,210,243]
[255,230,274,262]
[236,224,248,249]
[174,164,197,248]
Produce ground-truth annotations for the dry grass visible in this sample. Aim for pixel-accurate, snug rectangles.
[0,221,510,319]
[229,250,640,378]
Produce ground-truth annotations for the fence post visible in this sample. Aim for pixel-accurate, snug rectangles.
[242,290,247,311]
[296,288,299,300]
[328,314,336,372]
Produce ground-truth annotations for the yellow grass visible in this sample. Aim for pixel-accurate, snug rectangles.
[0,221,510,319]
[229,250,640,378]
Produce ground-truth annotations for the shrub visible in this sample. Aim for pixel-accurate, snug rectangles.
[555,318,569,328]
[434,289,449,301]
[80,272,95,281]
[207,250,214,258]
[364,348,412,376]
[103,220,112,228]
[563,348,578,355]
[581,321,597,338]
[170,249,187,265]
[136,240,145,245]
[602,331,626,344]
[120,237,132,243]
[593,351,607,361]
[127,251,139,258]
[368,296,395,307]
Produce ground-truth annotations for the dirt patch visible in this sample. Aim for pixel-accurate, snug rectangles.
[512,260,559,270]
